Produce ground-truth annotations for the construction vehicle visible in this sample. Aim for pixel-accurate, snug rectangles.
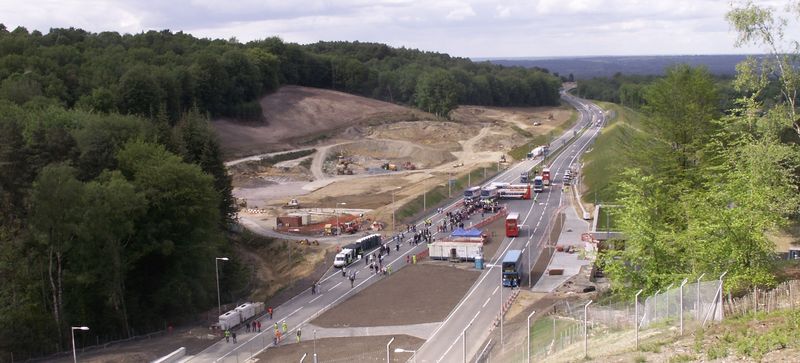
[453,162,464,168]
[500,155,507,163]
[542,167,551,186]
[341,220,359,234]
[381,162,398,171]
[283,198,300,209]
[402,161,416,170]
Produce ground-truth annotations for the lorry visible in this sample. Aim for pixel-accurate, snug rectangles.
[520,171,529,183]
[533,176,544,192]
[480,186,499,204]
[339,233,382,260]
[463,186,481,203]
[527,146,546,159]
[541,167,551,186]
[502,250,523,287]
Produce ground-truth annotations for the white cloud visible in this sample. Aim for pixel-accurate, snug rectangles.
[0,0,797,57]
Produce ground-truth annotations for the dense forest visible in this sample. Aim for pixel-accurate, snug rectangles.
[0,25,561,120]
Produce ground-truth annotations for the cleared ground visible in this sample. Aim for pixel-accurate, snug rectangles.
[213,86,430,158]
[311,264,480,327]
[255,335,424,363]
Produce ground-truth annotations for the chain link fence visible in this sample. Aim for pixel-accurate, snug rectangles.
[487,276,728,362]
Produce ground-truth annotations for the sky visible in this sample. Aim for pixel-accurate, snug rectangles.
[0,0,795,58]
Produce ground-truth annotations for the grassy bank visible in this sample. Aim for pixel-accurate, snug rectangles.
[581,102,647,206]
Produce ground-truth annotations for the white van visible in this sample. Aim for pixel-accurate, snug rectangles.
[334,248,355,268]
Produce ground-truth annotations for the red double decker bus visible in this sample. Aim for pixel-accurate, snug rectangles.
[505,212,520,237]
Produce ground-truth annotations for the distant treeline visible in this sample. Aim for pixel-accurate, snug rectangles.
[574,71,744,111]
[0,25,561,120]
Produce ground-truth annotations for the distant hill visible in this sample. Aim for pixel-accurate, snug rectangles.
[484,55,762,79]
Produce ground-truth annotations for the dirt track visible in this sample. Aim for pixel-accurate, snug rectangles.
[312,264,480,328]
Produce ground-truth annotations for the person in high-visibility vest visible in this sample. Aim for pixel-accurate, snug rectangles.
[296,329,301,343]
[282,321,287,333]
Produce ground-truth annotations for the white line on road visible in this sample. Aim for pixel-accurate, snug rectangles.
[482,297,491,308]
[492,286,499,296]
[309,294,323,304]
[330,281,343,290]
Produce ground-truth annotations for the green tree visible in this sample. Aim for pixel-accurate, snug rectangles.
[414,69,462,117]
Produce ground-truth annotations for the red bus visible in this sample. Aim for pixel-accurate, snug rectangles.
[505,212,520,237]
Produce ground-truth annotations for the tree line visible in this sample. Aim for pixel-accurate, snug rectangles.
[0,26,561,121]
[598,60,800,296]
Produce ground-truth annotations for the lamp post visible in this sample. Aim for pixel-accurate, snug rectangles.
[386,337,395,363]
[527,310,536,363]
[392,187,401,234]
[394,348,416,363]
[71,326,89,363]
[336,202,347,235]
[313,329,317,363]
[215,257,229,316]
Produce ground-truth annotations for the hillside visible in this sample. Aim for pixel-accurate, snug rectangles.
[213,86,431,158]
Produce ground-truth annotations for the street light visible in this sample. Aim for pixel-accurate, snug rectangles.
[584,300,593,358]
[386,337,395,363]
[215,257,229,317]
[527,310,536,363]
[71,326,89,363]
[313,329,317,362]
[394,348,416,363]
[391,187,401,234]
[336,202,347,235]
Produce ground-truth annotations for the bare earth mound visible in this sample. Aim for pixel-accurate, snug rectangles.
[312,264,479,327]
[256,335,423,363]
[213,86,428,157]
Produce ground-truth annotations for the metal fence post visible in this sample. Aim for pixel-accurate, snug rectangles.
[719,271,728,320]
[654,289,661,321]
[584,300,593,358]
[634,289,643,350]
[696,273,705,321]
[680,278,688,335]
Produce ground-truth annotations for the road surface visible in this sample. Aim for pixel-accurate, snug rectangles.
[411,91,606,363]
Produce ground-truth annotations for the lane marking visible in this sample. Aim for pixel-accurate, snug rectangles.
[482,297,491,308]
[309,294,323,304]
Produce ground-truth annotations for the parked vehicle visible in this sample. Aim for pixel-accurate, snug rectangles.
[502,250,523,287]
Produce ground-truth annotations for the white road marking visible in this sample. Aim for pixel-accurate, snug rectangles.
[309,294,323,304]
[482,297,491,308]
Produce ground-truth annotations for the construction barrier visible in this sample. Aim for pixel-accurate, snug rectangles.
[474,207,509,229]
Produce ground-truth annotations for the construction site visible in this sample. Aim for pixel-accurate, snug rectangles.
[222,86,576,240]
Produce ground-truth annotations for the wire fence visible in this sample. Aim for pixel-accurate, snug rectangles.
[488,277,800,362]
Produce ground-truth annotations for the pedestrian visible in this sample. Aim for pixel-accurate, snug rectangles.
[406,255,410,264]
[274,322,278,332]
[232,331,237,343]
[282,321,287,334]
[252,321,257,333]
[311,281,316,295]
[296,329,302,343]
[268,306,273,319]
[257,321,261,332]
[349,273,355,288]
[412,255,417,264]
[245,321,250,332]
[343,266,348,276]
[273,331,278,346]
[388,265,392,275]
[224,329,231,343]
[276,330,282,344]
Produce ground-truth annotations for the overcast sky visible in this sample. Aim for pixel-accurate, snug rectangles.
[1,0,795,58]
